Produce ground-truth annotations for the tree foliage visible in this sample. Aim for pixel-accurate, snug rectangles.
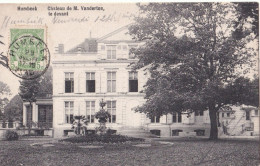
[38,66,53,95]
[225,76,259,107]
[0,81,10,120]
[4,95,23,121]
[235,2,259,38]
[0,81,11,96]
[19,66,52,101]
[129,3,258,139]
[19,78,40,103]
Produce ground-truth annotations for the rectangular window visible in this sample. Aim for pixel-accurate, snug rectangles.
[107,45,116,59]
[246,111,250,120]
[107,101,116,123]
[222,113,224,117]
[151,116,160,123]
[86,101,95,123]
[129,72,138,92]
[38,107,47,123]
[195,110,204,116]
[227,113,230,117]
[65,72,74,93]
[86,72,95,92]
[172,112,182,123]
[26,105,32,123]
[107,72,116,92]
[65,101,74,124]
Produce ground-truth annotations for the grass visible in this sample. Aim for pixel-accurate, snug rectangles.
[0,138,259,166]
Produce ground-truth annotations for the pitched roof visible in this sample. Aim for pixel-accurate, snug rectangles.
[65,24,134,54]
[97,24,132,42]
[66,38,98,53]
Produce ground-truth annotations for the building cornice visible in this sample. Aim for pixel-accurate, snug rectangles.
[52,93,145,98]
[52,59,138,64]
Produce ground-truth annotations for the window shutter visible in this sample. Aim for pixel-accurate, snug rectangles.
[116,100,122,124]
[160,115,166,123]
[100,71,106,93]
[138,70,147,92]
[167,114,172,124]
[116,71,122,93]
[145,116,151,124]
[203,110,210,123]
[54,70,64,94]
[99,44,106,60]
[53,100,64,125]
[119,71,127,92]
[95,72,100,93]
[78,72,85,93]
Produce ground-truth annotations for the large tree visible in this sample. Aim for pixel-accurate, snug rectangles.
[129,3,258,139]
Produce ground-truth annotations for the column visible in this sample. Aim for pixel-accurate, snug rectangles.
[32,102,38,122]
[23,104,27,125]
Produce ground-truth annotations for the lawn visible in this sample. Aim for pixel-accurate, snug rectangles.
[0,138,259,166]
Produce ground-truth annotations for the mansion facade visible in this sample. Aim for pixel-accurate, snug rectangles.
[22,25,259,138]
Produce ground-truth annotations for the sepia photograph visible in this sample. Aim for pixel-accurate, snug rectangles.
[0,2,259,166]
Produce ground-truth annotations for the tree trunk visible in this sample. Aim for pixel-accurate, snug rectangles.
[209,107,218,140]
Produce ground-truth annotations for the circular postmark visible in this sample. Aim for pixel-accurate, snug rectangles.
[7,35,50,80]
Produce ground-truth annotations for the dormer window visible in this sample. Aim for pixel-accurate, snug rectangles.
[77,47,82,52]
[107,45,116,59]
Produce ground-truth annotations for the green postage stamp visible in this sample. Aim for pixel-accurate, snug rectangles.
[8,27,50,79]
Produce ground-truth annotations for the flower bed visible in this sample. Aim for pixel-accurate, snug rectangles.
[61,134,144,144]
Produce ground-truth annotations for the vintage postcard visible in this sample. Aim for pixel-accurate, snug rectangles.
[0,2,259,166]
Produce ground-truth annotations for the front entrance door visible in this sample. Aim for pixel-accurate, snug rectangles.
[38,105,53,128]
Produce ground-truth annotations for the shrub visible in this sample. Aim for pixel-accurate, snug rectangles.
[106,129,117,135]
[62,134,144,144]
[2,121,7,128]
[5,130,19,141]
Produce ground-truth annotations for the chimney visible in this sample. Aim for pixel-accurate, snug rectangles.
[57,44,64,54]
